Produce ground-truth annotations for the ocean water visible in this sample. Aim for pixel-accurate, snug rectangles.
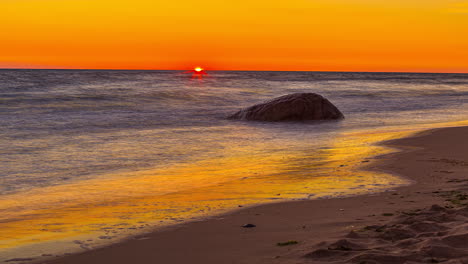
[1,70,468,260]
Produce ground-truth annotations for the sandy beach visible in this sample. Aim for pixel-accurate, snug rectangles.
[33,125,468,264]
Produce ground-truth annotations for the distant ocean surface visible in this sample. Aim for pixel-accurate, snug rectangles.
[1,70,468,260]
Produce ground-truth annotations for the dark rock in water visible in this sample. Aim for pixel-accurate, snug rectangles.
[242,224,256,228]
[228,93,344,122]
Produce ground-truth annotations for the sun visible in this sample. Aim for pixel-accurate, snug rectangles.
[194,67,203,72]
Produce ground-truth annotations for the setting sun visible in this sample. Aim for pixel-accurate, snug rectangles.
[194,67,203,72]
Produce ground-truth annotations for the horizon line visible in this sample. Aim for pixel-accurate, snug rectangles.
[0,68,467,75]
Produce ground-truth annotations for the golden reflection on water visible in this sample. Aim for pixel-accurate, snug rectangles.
[1,120,468,260]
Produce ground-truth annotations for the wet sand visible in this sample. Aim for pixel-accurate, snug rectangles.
[38,126,468,264]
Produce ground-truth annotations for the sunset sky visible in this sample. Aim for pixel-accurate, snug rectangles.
[1,0,467,72]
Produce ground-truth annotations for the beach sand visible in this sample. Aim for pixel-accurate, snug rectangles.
[38,126,468,264]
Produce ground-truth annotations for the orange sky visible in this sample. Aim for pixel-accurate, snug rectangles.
[1,0,467,72]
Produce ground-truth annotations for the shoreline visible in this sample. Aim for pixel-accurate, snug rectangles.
[1,123,415,261]
[35,125,468,264]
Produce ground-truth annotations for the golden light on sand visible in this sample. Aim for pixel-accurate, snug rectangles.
[2,120,468,259]
[194,67,203,72]
[0,125,416,257]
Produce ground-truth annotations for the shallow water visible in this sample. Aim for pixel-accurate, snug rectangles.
[1,70,467,260]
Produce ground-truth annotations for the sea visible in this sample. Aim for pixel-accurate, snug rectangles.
[1,70,468,261]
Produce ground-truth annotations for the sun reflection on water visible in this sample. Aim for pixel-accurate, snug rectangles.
[1,120,468,260]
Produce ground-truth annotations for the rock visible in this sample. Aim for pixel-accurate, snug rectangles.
[328,239,366,251]
[228,93,344,121]
[242,224,256,228]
